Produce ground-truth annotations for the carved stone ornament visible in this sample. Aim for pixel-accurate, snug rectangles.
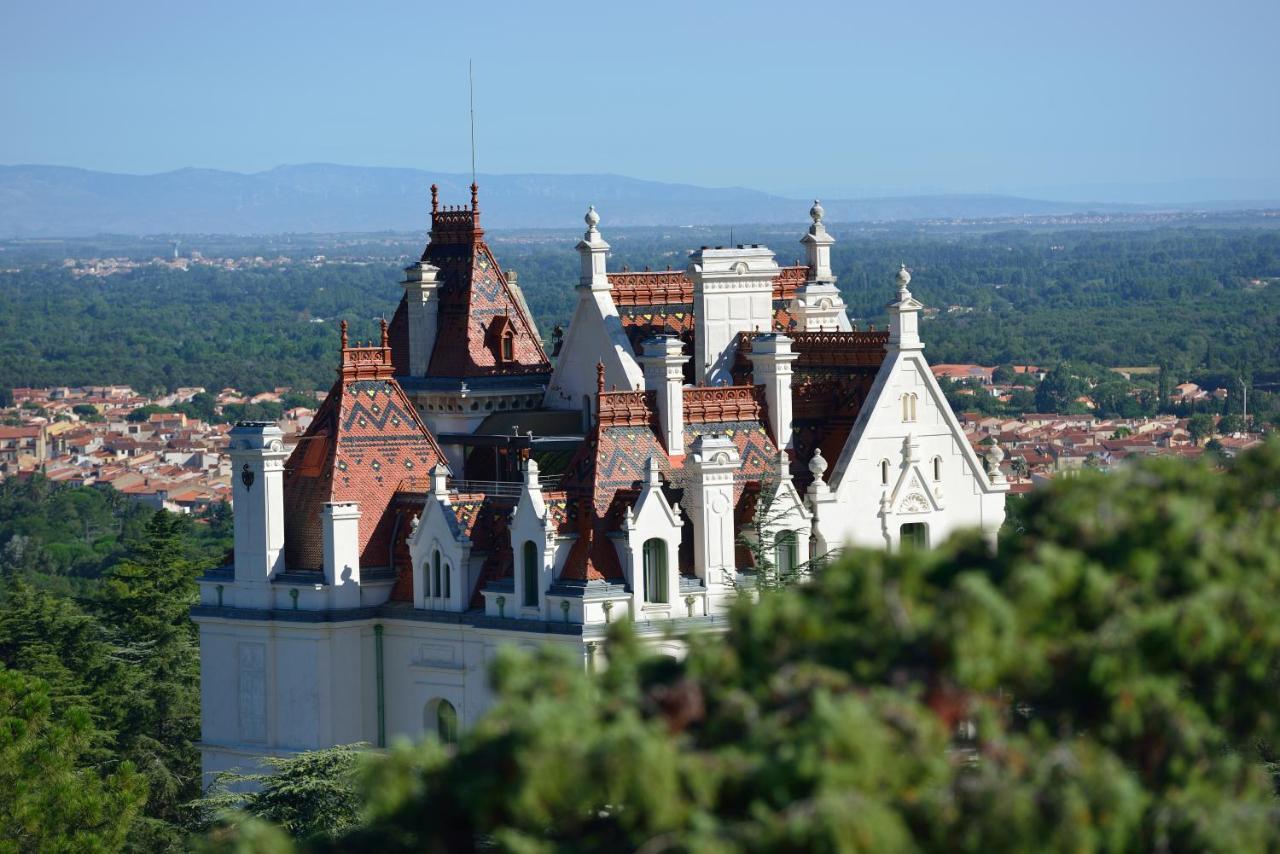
[899,492,930,514]
[241,464,255,490]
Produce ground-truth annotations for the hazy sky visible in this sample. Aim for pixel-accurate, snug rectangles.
[3,0,1278,199]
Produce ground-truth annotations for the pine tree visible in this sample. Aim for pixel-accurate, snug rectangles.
[97,511,203,846]
[0,665,146,851]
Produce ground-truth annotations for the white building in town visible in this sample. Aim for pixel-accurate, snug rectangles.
[193,188,1007,778]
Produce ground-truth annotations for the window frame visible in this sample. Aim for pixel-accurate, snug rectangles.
[642,538,668,604]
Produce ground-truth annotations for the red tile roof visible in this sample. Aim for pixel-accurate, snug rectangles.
[391,184,551,379]
[283,324,448,571]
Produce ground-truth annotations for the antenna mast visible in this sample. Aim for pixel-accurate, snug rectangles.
[469,60,476,187]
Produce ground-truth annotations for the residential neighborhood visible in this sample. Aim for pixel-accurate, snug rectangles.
[1,384,319,513]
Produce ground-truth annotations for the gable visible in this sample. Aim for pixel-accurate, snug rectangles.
[829,350,993,495]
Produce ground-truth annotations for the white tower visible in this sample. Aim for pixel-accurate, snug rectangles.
[229,422,288,607]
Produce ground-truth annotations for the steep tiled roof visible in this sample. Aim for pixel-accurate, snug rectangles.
[283,323,448,571]
[390,184,550,380]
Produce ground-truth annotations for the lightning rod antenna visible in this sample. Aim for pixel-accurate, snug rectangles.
[469,60,476,188]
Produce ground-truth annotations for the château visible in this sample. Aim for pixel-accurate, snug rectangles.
[192,186,1008,776]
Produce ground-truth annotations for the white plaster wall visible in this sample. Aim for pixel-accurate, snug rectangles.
[821,351,1006,551]
[545,288,643,410]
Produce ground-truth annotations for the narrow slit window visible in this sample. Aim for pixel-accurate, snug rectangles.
[522,541,539,607]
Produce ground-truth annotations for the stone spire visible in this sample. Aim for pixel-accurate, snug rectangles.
[577,205,611,291]
[887,264,924,352]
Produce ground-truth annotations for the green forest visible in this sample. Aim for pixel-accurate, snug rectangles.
[6,439,1280,850]
[0,477,230,850]
[0,227,1277,397]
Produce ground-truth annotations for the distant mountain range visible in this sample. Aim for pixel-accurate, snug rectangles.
[2,163,1277,238]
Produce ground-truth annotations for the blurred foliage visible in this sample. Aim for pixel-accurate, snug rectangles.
[207,440,1280,852]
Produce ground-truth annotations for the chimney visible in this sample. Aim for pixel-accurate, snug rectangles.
[401,261,442,376]
[686,434,741,594]
[322,502,362,608]
[640,336,688,455]
[688,245,779,385]
[747,333,797,450]
[229,422,288,594]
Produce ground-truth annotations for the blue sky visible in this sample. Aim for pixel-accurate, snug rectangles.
[3,0,1278,200]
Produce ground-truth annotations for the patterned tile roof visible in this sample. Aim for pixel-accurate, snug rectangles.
[282,326,448,572]
[391,184,551,380]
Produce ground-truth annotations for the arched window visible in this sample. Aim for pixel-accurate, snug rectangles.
[500,331,515,363]
[427,699,458,744]
[933,456,942,481]
[902,393,918,422]
[522,540,539,607]
[642,538,668,604]
[880,459,890,485]
[432,550,441,598]
[775,531,798,577]
[444,563,451,599]
[900,522,928,550]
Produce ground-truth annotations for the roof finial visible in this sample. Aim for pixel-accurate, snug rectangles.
[596,361,606,395]
[810,199,824,224]
[430,183,439,215]
[471,182,479,212]
[585,205,600,231]
[896,263,912,298]
[340,319,349,350]
[380,317,389,348]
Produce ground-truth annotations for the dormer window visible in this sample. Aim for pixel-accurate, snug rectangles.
[490,315,517,364]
